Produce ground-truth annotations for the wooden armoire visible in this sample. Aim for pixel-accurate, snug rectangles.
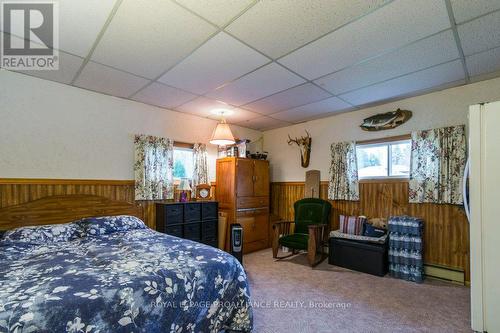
[216,157,270,254]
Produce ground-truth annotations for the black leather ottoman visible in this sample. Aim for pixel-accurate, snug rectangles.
[329,237,388,277]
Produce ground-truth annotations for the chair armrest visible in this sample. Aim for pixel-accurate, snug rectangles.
[307,224,328,266]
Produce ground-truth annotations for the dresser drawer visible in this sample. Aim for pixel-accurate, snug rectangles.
[165,204,184,223]
[184,223,201,241]
[202,219,218,240]
[185,203,201,222]
[202,202,218,220]
[237,196,269,209]
[165,225,183,238]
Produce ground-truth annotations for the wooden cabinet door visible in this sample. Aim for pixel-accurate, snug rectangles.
[236,158,254,197]
[253,208,269,243]
[253,160,269,197]
[236,209,269,245]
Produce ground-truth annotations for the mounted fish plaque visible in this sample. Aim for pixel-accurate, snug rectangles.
[360,109,412,131]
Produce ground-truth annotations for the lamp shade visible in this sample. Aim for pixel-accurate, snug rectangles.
[210,120,235,145]
[178,178,192,191]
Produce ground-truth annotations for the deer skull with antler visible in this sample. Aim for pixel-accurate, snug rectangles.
[287,130,312,168]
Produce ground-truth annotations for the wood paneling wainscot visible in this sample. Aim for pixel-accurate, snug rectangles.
[271,180,470,281]
[0,179,219,230]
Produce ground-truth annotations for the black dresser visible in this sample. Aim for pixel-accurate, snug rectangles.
[156,201,218,248]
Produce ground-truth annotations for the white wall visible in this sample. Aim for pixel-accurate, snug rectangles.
[264,77,500,182]
[0,70,262,180]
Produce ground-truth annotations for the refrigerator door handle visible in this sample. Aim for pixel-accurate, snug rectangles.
[463,158,470,223]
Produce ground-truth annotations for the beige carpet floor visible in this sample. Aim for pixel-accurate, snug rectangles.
[243,249,471,333]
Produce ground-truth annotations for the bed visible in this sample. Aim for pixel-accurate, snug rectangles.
[0,195,253,333]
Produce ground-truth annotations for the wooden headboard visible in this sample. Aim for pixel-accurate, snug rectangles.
[0,194,143,231]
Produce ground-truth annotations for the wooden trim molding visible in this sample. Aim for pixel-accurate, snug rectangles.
[174,141,194,149]
[357,134,411,145]
[0,178,134,185]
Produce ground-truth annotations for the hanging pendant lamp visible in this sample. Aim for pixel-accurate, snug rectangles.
[210,109,235,146]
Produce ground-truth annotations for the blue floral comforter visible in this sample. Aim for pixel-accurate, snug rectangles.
[0,216,253,333]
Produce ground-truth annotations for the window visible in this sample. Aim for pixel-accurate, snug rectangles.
[356,139,411,179]
[173,147,194,180]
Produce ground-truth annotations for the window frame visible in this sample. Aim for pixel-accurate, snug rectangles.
[356,135,411,181]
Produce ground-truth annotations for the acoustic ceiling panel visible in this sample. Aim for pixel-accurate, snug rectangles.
[315,30,460,95]
[339,60,465,106]
[271,97,354,122]
[74,61,149,98]
[1,0,116,57]
[236,116,292,130]
[466,46,500,77]
[12,48,84,85]
[278,0,450,80]
[91,0,217,79]
[206,62,305,106]
[132,82,197,109]
[450,0,500,24]
[226,0,390,58]
[458,10,500,56]
[174,0,255,27]
[243,83,331,115]
[4,0,500,130]
[207,108,261,123]
[175,96,235,119]
[158,32,269,95]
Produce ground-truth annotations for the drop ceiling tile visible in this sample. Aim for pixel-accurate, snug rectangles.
[458,10,500,56]
[279,0,450,79]
[451,0,500,24]
[175,96,235,118]
[17,52,83,84]
[1,0,116,57]
[74,62,150,98]
[315,30,459,95]
[175,0,254,27]
[207,108,261,124]
[5,33,84,84]
[243,83,331,115]
[237,116,292,131]
[466,46,500,77]
[226,0,390,59]
[132,82,197,109]
[272,97,354,122]
[91,0,217,79]
[206,63,305,105]
[339,60,465,106]
[158,32,269,94]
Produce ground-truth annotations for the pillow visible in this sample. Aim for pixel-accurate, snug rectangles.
[339,215,366,235]
[2,222,83,244]
[78,215,146,236]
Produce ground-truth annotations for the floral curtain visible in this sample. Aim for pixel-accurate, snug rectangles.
[192,143,209,189]
[328,141,360,201]
[409,125,466,204]
[134,134,174,200]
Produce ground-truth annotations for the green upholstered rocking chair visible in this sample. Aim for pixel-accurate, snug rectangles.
[272,198,331,266]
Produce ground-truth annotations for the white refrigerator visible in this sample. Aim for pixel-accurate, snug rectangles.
[467,102,500,332]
